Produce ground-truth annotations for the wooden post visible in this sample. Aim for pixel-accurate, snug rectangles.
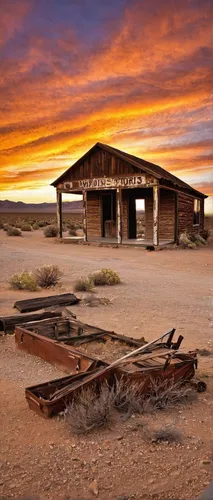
[56,191,62,238]
[116,188,122,244]
[83,191,87,241]
[153,185,159,246]
[174,192,179,243]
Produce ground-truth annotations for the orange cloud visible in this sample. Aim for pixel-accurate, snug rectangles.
[0,0,212,206]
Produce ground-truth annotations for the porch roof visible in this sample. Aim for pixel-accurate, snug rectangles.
[51,142,207,199]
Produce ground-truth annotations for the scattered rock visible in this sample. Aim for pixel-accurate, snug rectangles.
[89,479,99,496]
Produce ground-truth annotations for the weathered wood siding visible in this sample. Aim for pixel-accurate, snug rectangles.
[122,191,128,239]
[178,192,204,236]
[145,193,153,239]
[159,189,175,240]
[87,191,101,238]
[61,147,152,183]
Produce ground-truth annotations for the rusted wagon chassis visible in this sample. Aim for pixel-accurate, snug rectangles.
[16,318,198,418]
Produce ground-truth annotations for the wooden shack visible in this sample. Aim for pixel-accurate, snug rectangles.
[51,142,207,246]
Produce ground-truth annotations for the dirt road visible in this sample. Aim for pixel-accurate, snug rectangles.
[0,230,213,500]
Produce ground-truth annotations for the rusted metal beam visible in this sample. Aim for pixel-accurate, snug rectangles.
[14,293,80,313]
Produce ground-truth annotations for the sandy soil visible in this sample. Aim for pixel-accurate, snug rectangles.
[0,229,213,500]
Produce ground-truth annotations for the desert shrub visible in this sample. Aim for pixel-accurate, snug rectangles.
[114,377,195,418]
[37,220,48,227]
[74,277,94,292]
[144,378,195,411]
[43,225,58,237]
[114,379,146,417]
[32,222,39,230]
[179,233,196,249]
[200,229,210,241]
[7,226,22,236]
[67,222,77,231]
[89,268,120,286]
[21,223,32,231]
[35,265,62,288]
[9,271,38,291]
[195,234,207,246]
[3,224,9,231]
[66,383,115,434]
[152,426,182,443]
[69,228,77,236]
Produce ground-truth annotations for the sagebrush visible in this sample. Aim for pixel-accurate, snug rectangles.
[89,268,120,286]
[74,277,94,292]
[43,225,58,237]
[35,265,62,288]
[21,223,32,231]
[7,226,22,236]
[66,383,115,434]
[9,271,38,291]
[152,426,182,443]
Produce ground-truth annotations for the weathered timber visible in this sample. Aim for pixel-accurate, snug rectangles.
[116,188,122,244]
[14,293,80,313]
[0,311,62,334]
[153,185,159,245]
[56,190,62,238]
[83,190,87,241]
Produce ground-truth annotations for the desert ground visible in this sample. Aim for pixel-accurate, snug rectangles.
[0,225,213,500]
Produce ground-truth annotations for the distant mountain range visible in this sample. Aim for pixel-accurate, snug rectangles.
[0,200,83,213]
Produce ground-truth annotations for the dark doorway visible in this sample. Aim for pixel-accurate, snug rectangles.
[128,194,136,238]
[101,191,116,237]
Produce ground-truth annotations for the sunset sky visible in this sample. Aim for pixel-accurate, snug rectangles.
[0,0,212,212]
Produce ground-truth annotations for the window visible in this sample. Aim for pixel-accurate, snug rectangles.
[193,199,200,225]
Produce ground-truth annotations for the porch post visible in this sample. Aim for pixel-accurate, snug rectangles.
[56,190,62,238]
[116,188,122,244]
[83,190,87,241]
[153,185,159,246]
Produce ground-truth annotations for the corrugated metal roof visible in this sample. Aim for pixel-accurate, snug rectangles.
[51,142,207,198]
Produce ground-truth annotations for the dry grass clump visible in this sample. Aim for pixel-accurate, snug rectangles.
[144,378,195,410]
[90,268,121,286]
[152,425,182,443]
[43,225,58,237]
[74,277,94,292]
[7,226,22,236]
[21,223,32,231]
[35,265,62,288]
[114,377,195,418]
[179,233,196,249]
[66,377,196,434]
[9,271,38,291]
[200,229,210,241]
[69,228,77,236]
[66,383,115,434]
[37,220,48,227]
[179,232,208,249]
[32,222,39,230]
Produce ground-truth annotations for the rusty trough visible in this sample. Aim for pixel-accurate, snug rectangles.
[14,317,199,418]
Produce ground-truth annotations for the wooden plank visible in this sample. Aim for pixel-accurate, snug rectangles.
[0,311,63,334]
[153,185,159,245]
[14,293,80,313]
[56,191,62,238]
